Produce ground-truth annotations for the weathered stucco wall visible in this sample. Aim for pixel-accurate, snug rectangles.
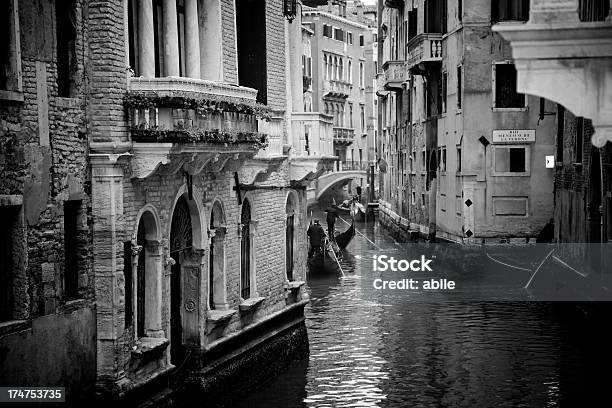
[1,0,95,397]
[0,306,97,402]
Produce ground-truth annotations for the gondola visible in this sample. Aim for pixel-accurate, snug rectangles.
[334,221,355,249]
[332,202,366,217]
[307,240,342,276]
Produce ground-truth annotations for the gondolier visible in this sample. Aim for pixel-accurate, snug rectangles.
[325,206,339,238]
[307,219,326,257]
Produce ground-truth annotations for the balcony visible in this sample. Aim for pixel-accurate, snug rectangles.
[382,61,408,91]
[323,80,351,99]
[125,77,276,180]
[333,127,355,146]
[289,112,337,185]
[407,33,443,75]
[384,0,404,9]
[493,0,612,147]
[376,73,388,97]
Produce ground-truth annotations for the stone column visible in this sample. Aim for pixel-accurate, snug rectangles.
[184,0,201,79]
[162,0,180,77]
[130,242,142,341]
[90,152,129,381]
[145,240,165,338]
[138,0,155,78]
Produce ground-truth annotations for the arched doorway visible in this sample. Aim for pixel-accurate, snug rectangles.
[170,195,193,364]
[125,209,161,341]
[136,221,146,337]
[209,201,227,310]
[240,200,252,299]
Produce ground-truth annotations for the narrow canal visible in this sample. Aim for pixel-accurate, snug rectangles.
[234,209,611,407]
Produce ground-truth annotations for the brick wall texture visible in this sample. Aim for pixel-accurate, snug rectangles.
[0,0,94,321]
[0,0,96,399]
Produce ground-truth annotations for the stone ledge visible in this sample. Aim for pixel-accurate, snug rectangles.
[207,309,236,326]
[0,90,24,103]
[239,297,266,313]
[0,319,31,338]
[0,194,23,207]
[285,280,305,293]
[131,337,169,357]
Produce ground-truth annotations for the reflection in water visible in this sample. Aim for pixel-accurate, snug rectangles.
[235,211,612,407]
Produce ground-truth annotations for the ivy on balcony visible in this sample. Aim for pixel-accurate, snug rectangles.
[130,125,269,149]
[124,91,273,120]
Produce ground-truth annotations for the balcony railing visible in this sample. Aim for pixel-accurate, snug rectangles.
[382,60,408,91]
[333,127,355,145]
[341,160,372,171]
[291,112,334,157]
[407,33,443,73]
[129,76,258,101]
[323,79,351,99]
[126,77,271,148]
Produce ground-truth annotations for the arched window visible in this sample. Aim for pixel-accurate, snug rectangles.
[327,55,332,80]
[209,201,227,310]
[333,57,338,80]
[240,199,252,299]
[324,55,328,80]
[339,58,344,81]
[136,221,146,337]
[348,60,352,83]
[359,62,365,88]
[128,210,162,341]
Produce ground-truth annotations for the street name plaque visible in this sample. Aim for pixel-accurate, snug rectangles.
[492,129,536,143]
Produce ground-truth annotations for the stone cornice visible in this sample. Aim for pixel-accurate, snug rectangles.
[494,20,612,147]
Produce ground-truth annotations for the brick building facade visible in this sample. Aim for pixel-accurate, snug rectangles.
[2,0,336,404]
[1,0,96,403]
[377,0,556,243]
[494,0,611,276]
[301,3,377,204]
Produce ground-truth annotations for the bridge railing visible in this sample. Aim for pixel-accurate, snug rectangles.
[340,160,373,171]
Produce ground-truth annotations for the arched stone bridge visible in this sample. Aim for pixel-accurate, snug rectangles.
[313,169,368,202]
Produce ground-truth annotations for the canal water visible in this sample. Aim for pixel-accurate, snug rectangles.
[234,211,611,407]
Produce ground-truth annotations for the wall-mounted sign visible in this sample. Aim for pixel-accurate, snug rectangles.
[545,155,555,168]
[492,129,536,143]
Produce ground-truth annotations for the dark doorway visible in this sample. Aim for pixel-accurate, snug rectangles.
[170,196,193,364]
[209,209,215,310]
[236,0,267,104]
[136,220,146,337]
[286,212,294,281]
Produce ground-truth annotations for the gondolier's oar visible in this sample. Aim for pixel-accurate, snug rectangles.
[337,215,381,250]
[525,248,555,289]
[327,238,345,276]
